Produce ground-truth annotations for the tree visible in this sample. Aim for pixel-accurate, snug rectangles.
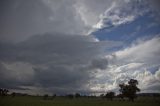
[43,94,49,100]
[11,92,16,97]
[105,92,115,101]
[75,93,81,98]
[66,94,74,99]
[52,94,56,99]
[0,88,9,96]
[119,79,140,102]
[100,94,104,98]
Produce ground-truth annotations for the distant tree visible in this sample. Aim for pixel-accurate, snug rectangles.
[43,94,49,100]
[119,79,140,102]
[52,94,56,99]
[117,94,124,101]
[0,88,3,96]
[0,88,9,96]
[11,92,16,97]
[100,94,105,98]
[105,92,115,101]
[75,93,81,98]
[66,94,74,99]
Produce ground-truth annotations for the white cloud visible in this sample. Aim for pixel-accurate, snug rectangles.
[155,68,160,81]
[115,36,160,64]
[91,0,147,33]
[90,36,160,93]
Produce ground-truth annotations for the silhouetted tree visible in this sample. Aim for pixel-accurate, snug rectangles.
[11,92,16,97]
[52,94,56,99]
[117,94,124,101]
[0,88,3,96]
[75,93,81,98]
[43,94,49,100]
[67,94,74,99]
[0,88,9,96]
[119,79,140,102]
[100,94,105,98]
[105,92,115,101]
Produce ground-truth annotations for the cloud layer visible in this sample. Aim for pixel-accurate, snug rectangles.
[1,0,157,43]
[0,33,120,94]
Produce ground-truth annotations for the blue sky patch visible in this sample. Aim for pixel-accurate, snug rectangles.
[93,13,160,45]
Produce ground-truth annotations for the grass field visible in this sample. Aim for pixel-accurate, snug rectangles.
[0,96,160,106]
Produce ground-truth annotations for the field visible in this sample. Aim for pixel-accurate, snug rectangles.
[0,96,160,106]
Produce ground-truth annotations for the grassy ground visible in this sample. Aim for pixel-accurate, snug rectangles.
[0,96,160,106]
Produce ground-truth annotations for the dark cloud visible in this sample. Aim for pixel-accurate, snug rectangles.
[0,33,105,64]
[89,58,108,70]
[33,65,91,93]
[0,33,120,94]
[0,62,33,89]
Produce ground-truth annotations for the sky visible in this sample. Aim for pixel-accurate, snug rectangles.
[0,0,160,95]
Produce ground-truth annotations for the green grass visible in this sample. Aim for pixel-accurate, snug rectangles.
[0,96,160,106]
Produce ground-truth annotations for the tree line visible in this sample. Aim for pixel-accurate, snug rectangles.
[0,79,141,102]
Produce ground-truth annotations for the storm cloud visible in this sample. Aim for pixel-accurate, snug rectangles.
[0,33,120,94]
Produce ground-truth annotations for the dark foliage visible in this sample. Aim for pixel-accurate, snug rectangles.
[52,94,56,99]
[75,93,81,98]
[43,94,49,100]
[11,92,16,97]
[0,88,9,96]
[66,94,74,99]
[119,79,140,102]
[105,92,115,101]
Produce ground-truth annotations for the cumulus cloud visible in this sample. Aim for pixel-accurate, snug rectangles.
[115,36,160,65]
[91,36,160,93]
[155,68,160,81]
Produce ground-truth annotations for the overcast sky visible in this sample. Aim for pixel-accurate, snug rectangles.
[0,0,160,95]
